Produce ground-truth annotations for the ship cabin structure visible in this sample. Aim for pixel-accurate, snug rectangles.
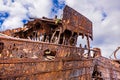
[0,5,120,80]
[2,6,92,50]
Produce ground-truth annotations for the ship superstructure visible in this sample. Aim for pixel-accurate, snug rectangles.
[0,5,120,80]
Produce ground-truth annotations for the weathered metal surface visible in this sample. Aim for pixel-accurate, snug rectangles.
[95,57,120,79]
[0,60,94,80]
[63,5,93,39]
[0,5,120,80]
[0,36,120,80]
[0,35,96,60]
[0,36,96,79]
[2,18,80,46]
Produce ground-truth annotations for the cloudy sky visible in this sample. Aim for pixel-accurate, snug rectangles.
[0,0,120,58]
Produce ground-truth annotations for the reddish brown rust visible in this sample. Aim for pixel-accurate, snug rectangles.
[63,5,93,40]
[0,5,120,80]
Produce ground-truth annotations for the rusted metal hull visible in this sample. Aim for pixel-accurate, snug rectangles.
[0,5,120,80]
[1,59,120,80]
[0,58,94,80]
[0,37,120,80]
[0,36,92,80]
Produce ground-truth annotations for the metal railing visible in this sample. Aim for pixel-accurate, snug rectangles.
[0,36,96,60]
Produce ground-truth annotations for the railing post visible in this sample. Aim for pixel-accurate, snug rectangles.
[87,35,90,57]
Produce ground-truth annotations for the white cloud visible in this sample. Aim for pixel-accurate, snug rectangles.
[1,17,24,30]
[65,0,120,58]
[0,0,52,31]
[19,0,52,18]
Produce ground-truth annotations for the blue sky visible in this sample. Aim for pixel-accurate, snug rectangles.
[0,0,120,58]
[51,0,65,14]
[0,11,9,25]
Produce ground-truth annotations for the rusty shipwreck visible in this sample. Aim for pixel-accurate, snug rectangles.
[0,5,120,80]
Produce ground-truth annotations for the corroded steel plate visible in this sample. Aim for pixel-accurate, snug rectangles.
[63,5,93,39]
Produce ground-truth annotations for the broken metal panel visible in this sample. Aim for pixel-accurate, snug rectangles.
[0,36,95,60]
[8,19,78,46]
[63,5,93,40]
